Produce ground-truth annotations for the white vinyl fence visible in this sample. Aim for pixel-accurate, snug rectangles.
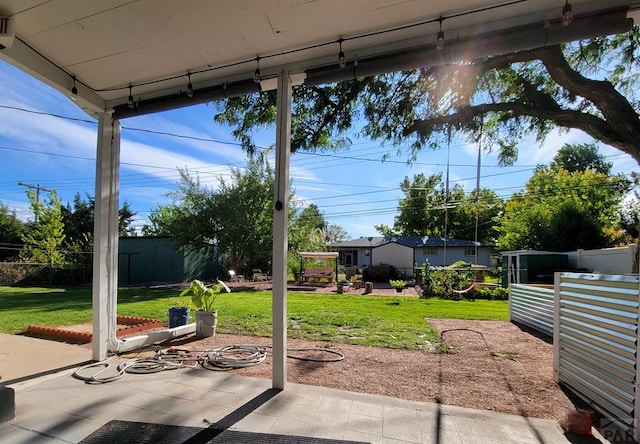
[553,273,640,440]
[509,284,554,337]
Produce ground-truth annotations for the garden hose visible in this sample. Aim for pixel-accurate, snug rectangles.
[72,362,126,384]
[72,343,344,382]
[285,347,344,362]
[203,344,268,370]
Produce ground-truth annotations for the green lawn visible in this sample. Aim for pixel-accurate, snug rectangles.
[0,286,508,350]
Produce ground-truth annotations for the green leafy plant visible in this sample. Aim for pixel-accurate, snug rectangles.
[389,279,406,289]
[179,279,230,312]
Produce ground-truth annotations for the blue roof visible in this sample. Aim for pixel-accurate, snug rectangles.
[380,236,483,248]
[332,235,484,249]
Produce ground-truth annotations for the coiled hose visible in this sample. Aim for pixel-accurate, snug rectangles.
[72,344,344,382]
[202,344,268,370]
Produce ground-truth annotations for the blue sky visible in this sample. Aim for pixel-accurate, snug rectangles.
[0,59,637,240]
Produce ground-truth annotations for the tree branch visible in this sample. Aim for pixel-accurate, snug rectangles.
[404,101,623,149]
[406,45,640,163]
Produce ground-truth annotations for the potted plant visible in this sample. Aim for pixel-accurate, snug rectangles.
[168,299,190,328]
[389,279,406,293]
[350,274,363,289]
[179,279,230,338]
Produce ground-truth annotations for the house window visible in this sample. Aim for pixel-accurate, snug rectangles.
[423,248,437,256]
[465,248,475,256]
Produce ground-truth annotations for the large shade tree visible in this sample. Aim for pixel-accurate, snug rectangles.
[496,145,632,251]
[144,156,277,272]
[214,27,640,166]
[375,172,503,244]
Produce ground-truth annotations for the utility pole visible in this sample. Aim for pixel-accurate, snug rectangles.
[18,182,52,222]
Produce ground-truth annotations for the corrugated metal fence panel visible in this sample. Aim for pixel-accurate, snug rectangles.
[557,273,639,430]
[510,284,554,336]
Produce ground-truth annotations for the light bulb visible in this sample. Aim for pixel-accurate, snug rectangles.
[436,30,445,50]
[186,72,193,98]
[562,1,573,26]
[338,51,346,68]
[127,85,135,108]
[71,76,78,95]
[253,68,261,83]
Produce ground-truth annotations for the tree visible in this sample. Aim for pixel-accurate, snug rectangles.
[20,190,66,266]
[377,172,503,244]
[146,156,277,272]
[549,142,612,174]
[0,202,24,261]
[393,173,445,236]
[289,204,328,253]
[61,193,137,265]
[496,165,631,251]
[447,188,504,245]
[214,27,640,165]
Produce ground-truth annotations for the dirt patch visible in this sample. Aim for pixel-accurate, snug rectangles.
[112,318,573,421]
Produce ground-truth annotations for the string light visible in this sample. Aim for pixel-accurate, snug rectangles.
[436,17,445,50]
[71,76,78,95]
[253,56,261,83]
[338,38,346,68]
[186,72,193,98]
[127,84,135,109]
[562,0,573,26]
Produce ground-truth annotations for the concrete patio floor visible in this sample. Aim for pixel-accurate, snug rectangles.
[0,334,613,443]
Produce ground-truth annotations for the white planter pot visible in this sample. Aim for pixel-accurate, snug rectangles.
[195,310,217,338]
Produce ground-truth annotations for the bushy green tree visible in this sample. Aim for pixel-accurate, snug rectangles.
[0,202,24,261]
[60,193,137,266]
[20,190,66,266]
[549,142,612,174]
[376,172,503,244]
[496,166,631,251]
[145,156,276,272]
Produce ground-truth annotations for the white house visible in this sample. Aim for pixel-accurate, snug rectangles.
[331,235,492,276]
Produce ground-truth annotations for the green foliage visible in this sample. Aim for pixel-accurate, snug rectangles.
[289,204,328,253]
[213,29,640,165]
[0,286,508,349]
[394,172,444,236]
[389,279,406,289]
[0,202,24,261]
[20,190,66,266]
[549,142,612,174]
[179,279,229,312]
[378,172,503,243]
[497,159,631,251]
[145,155,277,271]
[60,193,136,269]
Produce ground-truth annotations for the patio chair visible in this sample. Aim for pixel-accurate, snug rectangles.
[252,269,268,282]
[228,270,238,282]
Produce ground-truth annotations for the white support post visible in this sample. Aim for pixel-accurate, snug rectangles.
[272,71,292,390]
[635,276,640,442]
[92,113,121,361]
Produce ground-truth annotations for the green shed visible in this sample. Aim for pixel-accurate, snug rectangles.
[118,237,222,285]
[501,251,569,287]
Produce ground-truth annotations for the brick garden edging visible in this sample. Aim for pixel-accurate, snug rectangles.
[27,316,164,344]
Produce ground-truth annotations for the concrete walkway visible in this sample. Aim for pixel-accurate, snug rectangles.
[0,334,92,384]
[0,334,611,444]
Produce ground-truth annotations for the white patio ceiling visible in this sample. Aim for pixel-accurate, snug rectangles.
[0,0,638,120]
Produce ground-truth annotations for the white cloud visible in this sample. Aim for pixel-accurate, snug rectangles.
[123,111,248,163]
